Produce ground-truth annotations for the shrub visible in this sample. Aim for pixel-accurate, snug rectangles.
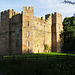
[44,44,50,50]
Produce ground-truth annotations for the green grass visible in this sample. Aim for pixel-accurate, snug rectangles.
[4,52,75,57]
[0,52,75,75]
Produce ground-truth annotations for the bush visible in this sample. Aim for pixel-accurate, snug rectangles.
[44,44,50,50]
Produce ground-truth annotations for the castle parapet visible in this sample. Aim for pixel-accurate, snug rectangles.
[1,10,9,15]
[41,16,43,20]
[23,7,33,12]
[45,14,50,20]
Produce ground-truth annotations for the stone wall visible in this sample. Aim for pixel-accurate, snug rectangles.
[45,14,52,52]
[32,17,45,53]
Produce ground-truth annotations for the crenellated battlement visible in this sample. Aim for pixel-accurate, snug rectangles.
[45,13,52,23]
[1,9,20,16]
[33,16,45,22]
[52,12,62,17]
[23,6,33,19]
[1,10,9,15]
[52,12,62,24]
[23,7,33,12]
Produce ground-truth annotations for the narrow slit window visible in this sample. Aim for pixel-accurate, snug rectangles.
[27,32,29,37]
[27,41,29,47]
[27,21,29,26]
[16,27,19,34]
[16,39,19,47]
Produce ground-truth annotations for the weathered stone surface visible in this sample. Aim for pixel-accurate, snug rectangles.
[0,7,63,55]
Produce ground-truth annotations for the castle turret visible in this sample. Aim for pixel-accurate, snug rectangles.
[52,12,63,52]
[0,10,10,55]
[22,7,33,53]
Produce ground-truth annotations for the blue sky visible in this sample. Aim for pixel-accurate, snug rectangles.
[0,0,75,20]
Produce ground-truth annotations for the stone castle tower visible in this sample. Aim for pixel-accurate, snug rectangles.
[0,7,63,55]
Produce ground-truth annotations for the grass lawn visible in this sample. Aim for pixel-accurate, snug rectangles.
[0,52,75,75]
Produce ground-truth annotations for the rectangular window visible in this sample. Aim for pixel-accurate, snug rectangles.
[27,21,29,26]
[16,39,19,47]
[16,27,19,34]
[27,32,29,37]
[60,34,62,38]
[3,25,5,30]
[27,41,29,47]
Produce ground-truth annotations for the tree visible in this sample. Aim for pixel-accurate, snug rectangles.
[63,17,75,53]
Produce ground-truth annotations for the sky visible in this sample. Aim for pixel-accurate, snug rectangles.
[0,0,75,20]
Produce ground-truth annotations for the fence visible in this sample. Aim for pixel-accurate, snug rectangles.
[0,54,74,62]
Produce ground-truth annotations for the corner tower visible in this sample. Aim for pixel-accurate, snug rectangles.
[52,12,63,52]
[0,9,15,55]
[22,7,33,53]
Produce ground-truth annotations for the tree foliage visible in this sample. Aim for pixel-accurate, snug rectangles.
[63,17,75,53]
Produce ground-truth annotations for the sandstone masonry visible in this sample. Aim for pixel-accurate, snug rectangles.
[0,7,63,55]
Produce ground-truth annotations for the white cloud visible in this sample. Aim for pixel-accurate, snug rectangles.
[38,0,75,19]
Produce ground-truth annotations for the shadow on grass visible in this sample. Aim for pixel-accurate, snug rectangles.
[0,52,75,75]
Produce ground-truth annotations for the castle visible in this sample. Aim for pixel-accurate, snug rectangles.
[0,7,63,55]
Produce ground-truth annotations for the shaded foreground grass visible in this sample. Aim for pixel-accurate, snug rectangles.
[0,52,75,75]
